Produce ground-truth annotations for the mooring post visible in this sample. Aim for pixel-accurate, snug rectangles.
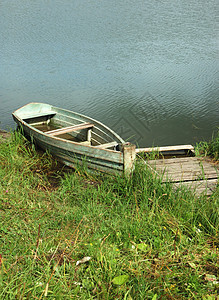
[123,143,136,176]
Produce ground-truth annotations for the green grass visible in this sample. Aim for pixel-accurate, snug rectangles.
[0,132,218,299]
[195,130,219,160]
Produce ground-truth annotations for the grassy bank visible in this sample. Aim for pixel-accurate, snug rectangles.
[0,132,218,299]
[195,131,219,160]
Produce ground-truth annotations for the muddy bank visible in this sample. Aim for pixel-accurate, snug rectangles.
[0,129,11,141]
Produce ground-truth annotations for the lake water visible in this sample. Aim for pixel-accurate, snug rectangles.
[0,0,218,147]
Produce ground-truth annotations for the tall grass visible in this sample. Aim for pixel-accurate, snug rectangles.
[195,130,219,160]
[0,132,218,299]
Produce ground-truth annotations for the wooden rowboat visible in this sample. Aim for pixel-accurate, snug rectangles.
[12,103,136,175]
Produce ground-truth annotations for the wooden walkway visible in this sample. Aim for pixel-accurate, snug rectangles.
[147,156,218,196]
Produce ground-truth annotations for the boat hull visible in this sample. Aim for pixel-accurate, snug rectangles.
[12,103,136,174]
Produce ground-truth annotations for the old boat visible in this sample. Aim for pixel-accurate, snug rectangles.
[12,103,136,175]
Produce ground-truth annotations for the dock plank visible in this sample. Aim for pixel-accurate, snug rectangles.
[147,156,218,196]
[173,179,218,196]
[136,144,194,153]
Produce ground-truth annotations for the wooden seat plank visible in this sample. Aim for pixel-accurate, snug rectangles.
[46,122,94,136]
[95,141,118,149]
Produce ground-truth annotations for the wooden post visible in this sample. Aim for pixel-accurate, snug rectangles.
[123,143,136,176]
[87,129,92,143]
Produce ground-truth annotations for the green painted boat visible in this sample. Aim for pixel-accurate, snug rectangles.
[12,103,136,175]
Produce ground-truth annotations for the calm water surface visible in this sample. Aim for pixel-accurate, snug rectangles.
[0,0,218,147]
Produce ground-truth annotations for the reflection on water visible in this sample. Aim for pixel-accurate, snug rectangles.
[0,0,218,147]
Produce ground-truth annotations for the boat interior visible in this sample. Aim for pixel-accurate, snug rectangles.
[22,110,121,150]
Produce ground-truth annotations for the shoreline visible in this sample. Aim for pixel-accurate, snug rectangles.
[0,129,11,140]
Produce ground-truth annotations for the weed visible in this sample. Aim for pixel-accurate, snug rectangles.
[195,130,219,161]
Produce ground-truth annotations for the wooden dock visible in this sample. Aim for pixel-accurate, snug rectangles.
[147,156,218,196]
[136,145,218,196]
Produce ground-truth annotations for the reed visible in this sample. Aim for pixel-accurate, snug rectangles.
[195,130,219,160]
[0,132,218,299]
